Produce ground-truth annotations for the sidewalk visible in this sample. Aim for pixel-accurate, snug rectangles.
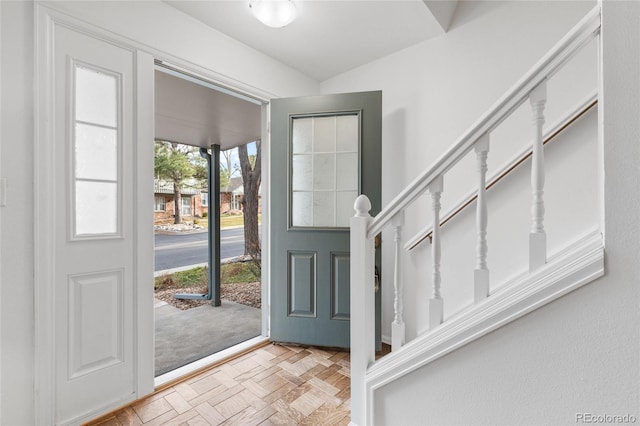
[154,223,246,235]
[153,254,255,277]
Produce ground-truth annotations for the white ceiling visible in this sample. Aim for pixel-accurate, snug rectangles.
[165,0,457,81]
[156,1,458,150]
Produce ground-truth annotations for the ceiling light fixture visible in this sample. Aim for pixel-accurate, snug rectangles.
[249,0,297,28]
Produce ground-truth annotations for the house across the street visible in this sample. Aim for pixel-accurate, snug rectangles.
[153,179,208,222]
[220,176,243,214]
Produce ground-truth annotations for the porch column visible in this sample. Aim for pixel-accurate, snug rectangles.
[211,144,221,306]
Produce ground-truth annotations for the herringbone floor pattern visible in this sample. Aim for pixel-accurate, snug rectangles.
[96,344,358,425]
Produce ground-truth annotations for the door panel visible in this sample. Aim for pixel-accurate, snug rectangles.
[288,251,317,317]
[50,22,152,424]
[270,91,381,348]
[330,252,351,320]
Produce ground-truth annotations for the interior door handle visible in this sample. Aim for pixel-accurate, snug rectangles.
[374,266,380,293]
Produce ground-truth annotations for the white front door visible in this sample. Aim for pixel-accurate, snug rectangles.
[36,7,154,424]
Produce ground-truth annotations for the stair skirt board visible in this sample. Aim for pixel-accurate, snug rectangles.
[364,229,604,418]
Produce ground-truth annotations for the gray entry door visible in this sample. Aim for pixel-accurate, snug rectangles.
[270,91,381,348]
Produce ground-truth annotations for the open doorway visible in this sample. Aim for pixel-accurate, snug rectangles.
[152,64,265,377]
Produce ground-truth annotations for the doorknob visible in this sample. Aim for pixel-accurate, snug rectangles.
[374,266,380,293]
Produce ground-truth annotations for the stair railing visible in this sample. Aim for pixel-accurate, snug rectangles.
[404,93,597,251]
[349,6,600,426]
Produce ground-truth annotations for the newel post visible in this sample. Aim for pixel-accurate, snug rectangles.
[350,195,375,426]
[529,81,547,271]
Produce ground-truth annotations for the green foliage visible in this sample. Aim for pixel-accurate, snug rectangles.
[155,266,207,290]
[154,141,195,185]
[155,141,207,188]
[219,214,261,229]
[192,161,207,183]
[220,214,244,228]
[221,262,261,284]
[154,263,260,290]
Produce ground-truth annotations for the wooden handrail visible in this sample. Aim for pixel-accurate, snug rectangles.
[365,5,600,240]
[405,93,598,250]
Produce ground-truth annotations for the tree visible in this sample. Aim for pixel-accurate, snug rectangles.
[238,141,261,261]
[220,148,239,190]
[154,141,205,224]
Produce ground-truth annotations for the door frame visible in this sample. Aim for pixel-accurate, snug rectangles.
[34,4,274,423]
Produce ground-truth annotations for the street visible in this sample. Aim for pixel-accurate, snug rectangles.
[154,227,246,271]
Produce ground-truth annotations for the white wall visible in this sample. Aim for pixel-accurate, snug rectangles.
[321,0,598,341]
[0,1,319,424]
[1,2,35,424]
[45,0,319,98]
[325,1,640,424]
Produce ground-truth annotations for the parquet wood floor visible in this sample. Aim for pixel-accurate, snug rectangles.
[94,343,362,426]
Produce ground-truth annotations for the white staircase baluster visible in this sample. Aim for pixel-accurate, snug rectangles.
[427,175,444,330]
[529,81,547,271]
[350,195,375,426]
[391,211,405,351]
[474,134,490,303]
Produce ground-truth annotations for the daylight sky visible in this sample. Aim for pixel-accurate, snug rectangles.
[222,141,258,177]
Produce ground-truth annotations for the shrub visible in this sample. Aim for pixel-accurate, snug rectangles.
[155,274,176,290]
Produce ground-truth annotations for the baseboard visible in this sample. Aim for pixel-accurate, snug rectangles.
[381,334,391,345]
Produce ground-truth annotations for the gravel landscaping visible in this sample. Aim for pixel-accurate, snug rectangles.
[155,281,261,310]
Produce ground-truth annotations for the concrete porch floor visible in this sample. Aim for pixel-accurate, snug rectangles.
[154,299,261,376]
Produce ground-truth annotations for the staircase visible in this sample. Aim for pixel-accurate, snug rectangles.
[348,6,604,425]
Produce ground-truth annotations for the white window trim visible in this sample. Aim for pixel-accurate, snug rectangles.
[154,196,166,212]
[181,196,192,216]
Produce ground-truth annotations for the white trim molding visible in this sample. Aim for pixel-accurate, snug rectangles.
[34,5,57,423]
[364,229,604,423]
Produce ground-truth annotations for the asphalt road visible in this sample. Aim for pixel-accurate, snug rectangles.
[154,227,246,271]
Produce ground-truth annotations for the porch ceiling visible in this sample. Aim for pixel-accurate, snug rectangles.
[154,68,262,150]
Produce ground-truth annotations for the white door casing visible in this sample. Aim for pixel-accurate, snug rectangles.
[35,6,154,425]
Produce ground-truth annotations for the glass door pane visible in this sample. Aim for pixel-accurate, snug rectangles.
[290,113,360,229]
[72,64,120,238]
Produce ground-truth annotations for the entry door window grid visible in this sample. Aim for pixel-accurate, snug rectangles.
[72,64,121,237]
[290,113,360,229]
